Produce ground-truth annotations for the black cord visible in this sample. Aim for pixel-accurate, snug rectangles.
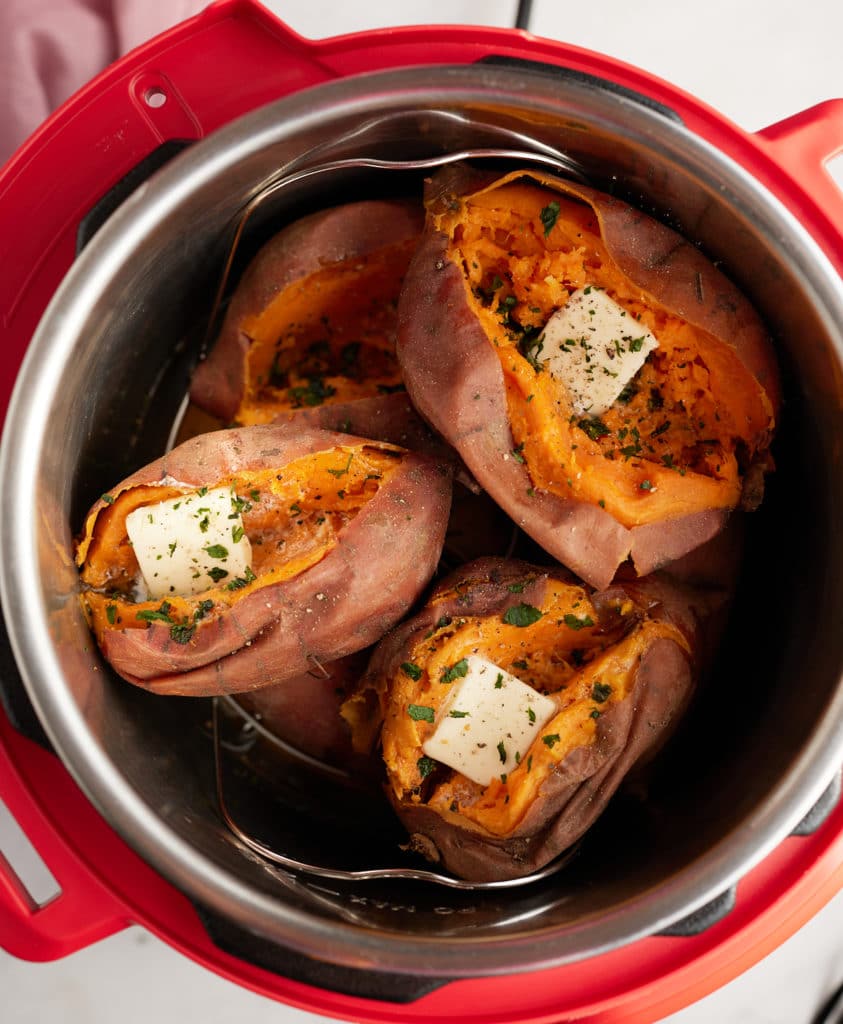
[811,977,843,1024]
[514,0,534,31]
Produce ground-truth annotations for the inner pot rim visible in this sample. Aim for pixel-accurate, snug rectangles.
[2,62,843,977]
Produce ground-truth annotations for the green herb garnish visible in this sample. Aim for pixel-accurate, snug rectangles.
[408,704,435,723]
[502,603,543,628]
[327,453,354,478]
[442,658,469,683]
[288,376,336,408]
[539,200,560,236]
[592,681,612,703]
[400,662,423,681]
[579,418,611,441]
[169,623,196,645]
[136,603,174,625]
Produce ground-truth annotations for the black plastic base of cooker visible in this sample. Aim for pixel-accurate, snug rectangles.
[194,903,452,1003]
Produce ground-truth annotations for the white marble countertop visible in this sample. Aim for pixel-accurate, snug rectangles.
[2,1,843,1021]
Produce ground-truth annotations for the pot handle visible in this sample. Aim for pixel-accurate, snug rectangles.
[0,714,130,960]
[756,99,843,235]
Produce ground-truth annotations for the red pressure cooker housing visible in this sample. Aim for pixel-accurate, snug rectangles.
[2,2,843,1021]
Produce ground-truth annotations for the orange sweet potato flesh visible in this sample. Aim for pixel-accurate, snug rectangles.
[190,200,423,425]
[397,167,780,589]
[75,423,452,696]
[345,557,720,882]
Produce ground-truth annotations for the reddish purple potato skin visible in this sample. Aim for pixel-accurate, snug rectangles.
[83,423,453,697]
[361,557,720,882]
[235,649,369,764]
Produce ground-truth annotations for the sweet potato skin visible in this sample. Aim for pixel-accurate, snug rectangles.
[190,200,424,423]
[358,557,715,882]
[78,423,453,696]
[397,167,779,589]
[235,649,369,764]
[271,391,453,464]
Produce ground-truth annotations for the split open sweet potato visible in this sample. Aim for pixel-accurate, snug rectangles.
[75,423,452,696]
[190,199,423,425]
[344,557,719,882]
[398,167,780,589]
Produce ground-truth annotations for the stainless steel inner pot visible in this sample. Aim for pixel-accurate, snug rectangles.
[2,63,843,978]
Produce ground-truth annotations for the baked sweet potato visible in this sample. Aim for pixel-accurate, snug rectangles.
[397,167,780,589]
[235,649,369,765]
[344,557,718,882]
[190,199,423,425]
[75,423,452,696]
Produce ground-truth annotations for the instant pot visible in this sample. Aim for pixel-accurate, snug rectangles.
[2,1,843,1021]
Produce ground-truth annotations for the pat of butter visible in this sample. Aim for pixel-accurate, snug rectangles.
[126,487,252,600]
[538,288,659,417]
[421,655,557,787]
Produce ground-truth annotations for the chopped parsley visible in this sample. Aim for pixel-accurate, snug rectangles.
[288,376,336,408]
[225,567,257,591]
[539,200,561,236]
[502,603,543,628]
[617,381,638,404]
[327,453,354,478]
[136,603,174,625]
[204,544,228,560]
[417,756,437,779]
[592,681,612,703]
[579,417,611,442]
[449,710,470,718]
[231,494,253,515]
[542,733,561,749]
[106,604,118,625]
[169,623,196,645]
[400,661,423,681]
[207,567,229,584]
[497,740,507,764]
[442,658,469,683]
[408,704,435,723]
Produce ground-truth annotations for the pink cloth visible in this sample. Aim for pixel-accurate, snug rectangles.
[0,0,205,165]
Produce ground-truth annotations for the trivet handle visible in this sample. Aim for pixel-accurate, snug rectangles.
[0,711,130,960]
